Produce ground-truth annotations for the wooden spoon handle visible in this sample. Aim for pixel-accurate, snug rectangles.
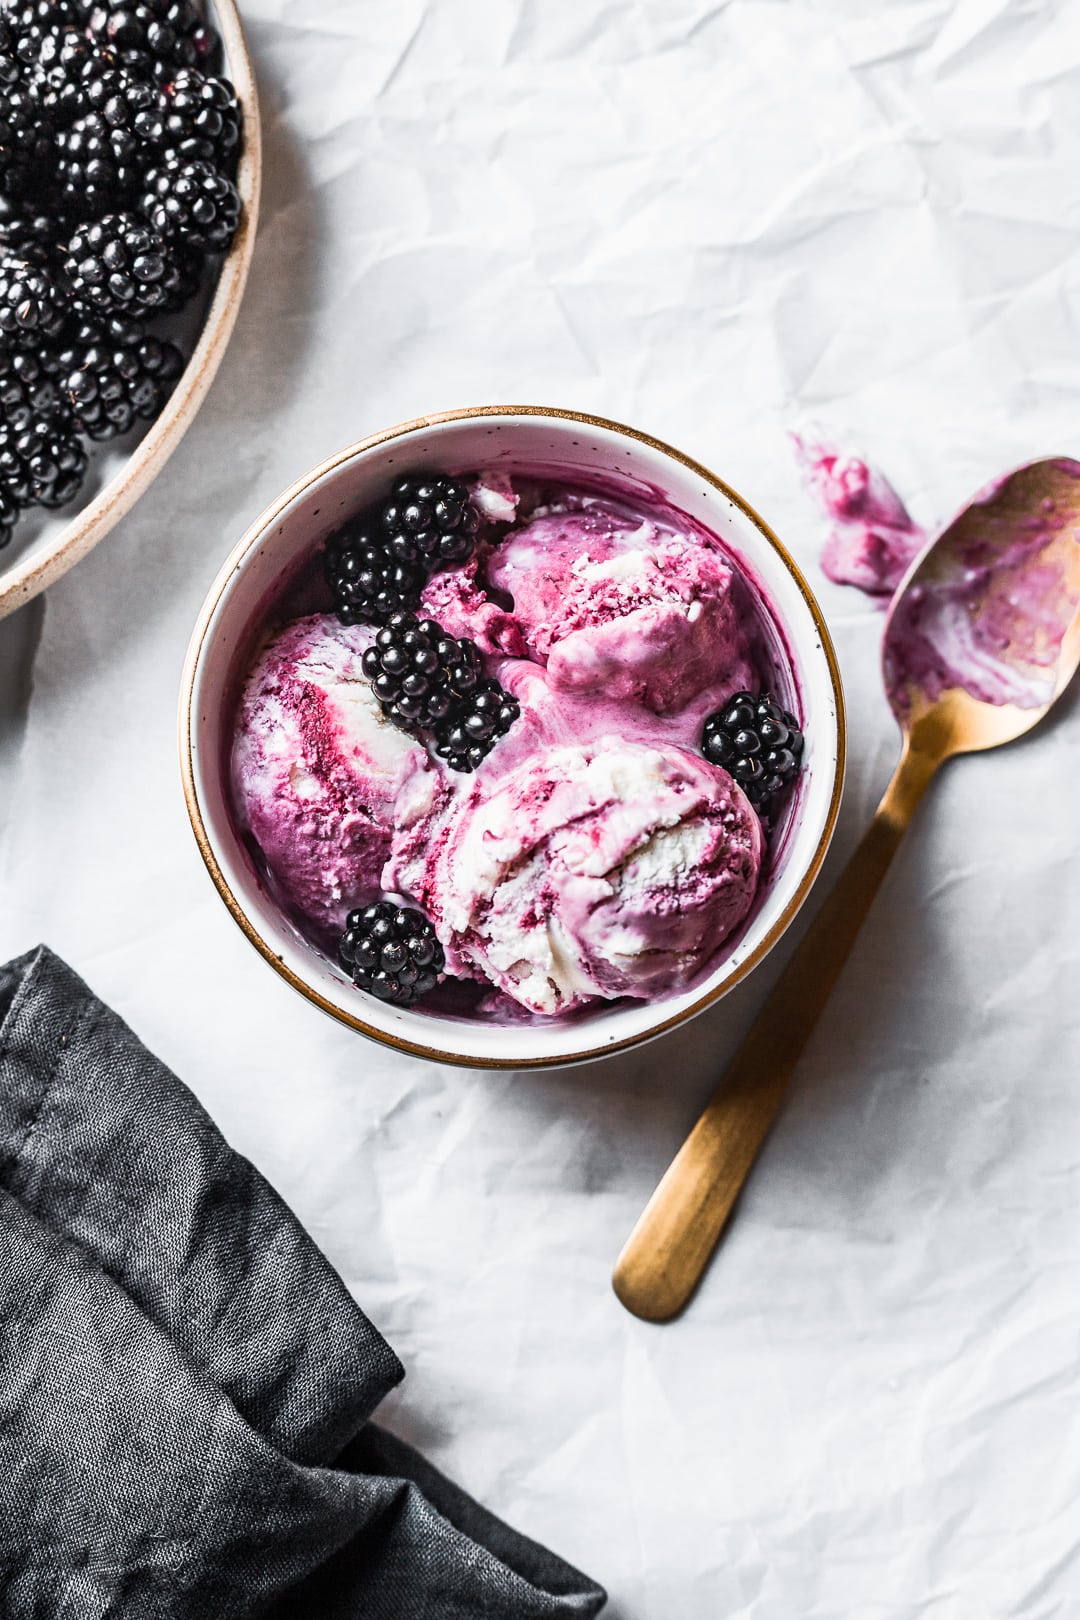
[612,742,941,1323]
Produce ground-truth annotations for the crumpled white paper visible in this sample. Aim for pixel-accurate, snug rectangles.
[3,1,1080,1614]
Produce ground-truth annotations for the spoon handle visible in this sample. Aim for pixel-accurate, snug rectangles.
[612,742,941,1323]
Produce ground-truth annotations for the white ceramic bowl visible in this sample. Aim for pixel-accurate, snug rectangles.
[180,406,845,1069]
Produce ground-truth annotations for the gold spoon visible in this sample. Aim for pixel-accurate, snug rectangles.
[613,456,1080,1323]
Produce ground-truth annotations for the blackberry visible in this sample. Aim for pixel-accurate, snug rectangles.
[359,611,519,771]
[80,54,159,120]
[141,157,240,250]
[0,14,18,83]
[432,680,520,773]
[0,81,51,200]
[64,211,198,317]
[0,210,63,264]
[4,2,80,73]
[31,14,88,62]
[157,67,239,169]
[65,302,143,345]
[55,106,146,213]
[26,30,100,127]
[86,1,220,77]
[325,522,424,626]
[0,254,68,348]
[58,320,183,439]
[47,51,160,135]
[381,473,480,572]
[0,477,20,549]
[361,612,482,731]
[13,39,118,140]
[8,16,87,133]
[6,1,80,32]
[338,901,445,1007]
[50,57,161,213]
[0,405,86,508]
[701,691,805,810]
[0,346,60,431]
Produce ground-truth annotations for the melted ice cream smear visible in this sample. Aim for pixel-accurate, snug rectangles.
[792,432,926,599]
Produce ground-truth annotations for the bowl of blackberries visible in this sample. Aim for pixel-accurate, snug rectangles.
[0,0,259,619]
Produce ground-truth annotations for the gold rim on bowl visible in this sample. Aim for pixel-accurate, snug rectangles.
[180,405,847,1070]
[0,0,263,624]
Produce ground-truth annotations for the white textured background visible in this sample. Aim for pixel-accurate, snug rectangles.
[3,1,1080,1614]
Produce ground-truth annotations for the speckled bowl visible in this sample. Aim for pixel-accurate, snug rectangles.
[0,0,262,624]
[180,407,845,1069]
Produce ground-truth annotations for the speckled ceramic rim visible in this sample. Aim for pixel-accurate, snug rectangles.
[0,0,262,625]
[180,406,847,1070]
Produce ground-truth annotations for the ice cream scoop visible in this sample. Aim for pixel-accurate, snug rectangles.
[615,457,1080,1322]
[232,614,436,933]
[387,737,764,1014]
[486,495,756,713]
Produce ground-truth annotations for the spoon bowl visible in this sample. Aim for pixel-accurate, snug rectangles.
[885,457,1080,756]
[613,455,1080,1322]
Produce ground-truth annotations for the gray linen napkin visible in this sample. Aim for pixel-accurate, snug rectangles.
[0,946,606,1620]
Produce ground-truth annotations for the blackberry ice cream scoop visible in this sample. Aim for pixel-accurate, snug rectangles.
[231,616,438,934]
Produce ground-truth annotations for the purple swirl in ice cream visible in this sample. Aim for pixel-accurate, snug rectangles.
[231,473,799,1018]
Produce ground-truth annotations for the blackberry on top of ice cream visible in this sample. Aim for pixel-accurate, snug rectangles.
[701,691,804,810]
[326,475,483,629]
[431,680,520,774]
[338,901,445,1007]
[325,522,425,625]
[361,611,520,771]
[362,613,474,729]
[327,474,519,766]
[380,474,480,570]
